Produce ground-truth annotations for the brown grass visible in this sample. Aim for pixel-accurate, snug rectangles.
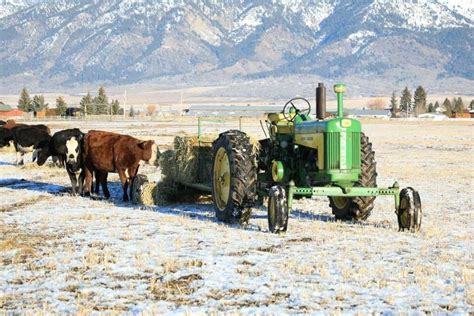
[150,274,203,300]
[0,195,51,212]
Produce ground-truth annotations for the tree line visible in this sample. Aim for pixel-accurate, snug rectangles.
[17,86,123,116]
[79,86,123,115]
[390,85,473,117]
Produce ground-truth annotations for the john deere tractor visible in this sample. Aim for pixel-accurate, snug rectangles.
[211,83,421,233]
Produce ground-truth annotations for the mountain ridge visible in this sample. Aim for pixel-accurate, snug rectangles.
[0,0,473,95]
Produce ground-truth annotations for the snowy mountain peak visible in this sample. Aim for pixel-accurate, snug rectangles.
[0,0,472,92]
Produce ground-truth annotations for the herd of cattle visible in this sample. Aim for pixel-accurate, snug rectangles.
[0,119,160,202]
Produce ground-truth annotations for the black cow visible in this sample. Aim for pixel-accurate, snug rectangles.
[44,128,85,195]
[10,125,51,165]
[0,127,13,147]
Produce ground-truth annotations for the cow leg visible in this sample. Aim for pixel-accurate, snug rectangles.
[128,166,140,201]
[94,172,101,195]
[83,165,93,197]
[100,172,110,200]
[118,170,129,202]
[67,170,79,195]
[78,169,85,196]
[16,151,24,166]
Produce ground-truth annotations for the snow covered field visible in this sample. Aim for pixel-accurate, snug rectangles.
[0,119,473,313]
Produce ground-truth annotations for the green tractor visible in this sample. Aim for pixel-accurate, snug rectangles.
[211,83,421,233]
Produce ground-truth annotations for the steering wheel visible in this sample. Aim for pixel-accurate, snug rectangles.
[282,97,311,121]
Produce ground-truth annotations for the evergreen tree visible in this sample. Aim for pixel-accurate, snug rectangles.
[442,98,453,117]
[399,87,412,113]
[56,96,67,116]
[389,91,398,115]
[427,103,434,113]
[94,86,109,115]
[470,100,474,110]
[32,95,48,111]
[18,87,32,112]
[129,106,135,117]
[111,99,121,115]
[434,101,440,111]
[454,97,465,114]
[413,85,427,115]
[80,92,93,115]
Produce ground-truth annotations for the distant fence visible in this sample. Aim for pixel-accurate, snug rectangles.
[17,114,182,122]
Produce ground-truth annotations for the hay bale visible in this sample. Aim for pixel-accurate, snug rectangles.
[159,150,177,179]
[171,136,214,185]
[132,174,177,206]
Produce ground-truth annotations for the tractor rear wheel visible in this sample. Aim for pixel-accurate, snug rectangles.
[212,130,257,224]
[268,186,289,233]
[330,133,377,220]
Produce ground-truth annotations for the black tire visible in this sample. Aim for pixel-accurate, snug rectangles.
[397,187,422,232]
[212,130,257,224]
[330,133,377,220]
[268,186,289,233]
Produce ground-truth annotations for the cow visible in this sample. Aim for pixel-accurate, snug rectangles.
[82,130,160,202]
[39,128,85,195]
[0,127,13,147]
[10,125,52,165]
[0,120,24,148]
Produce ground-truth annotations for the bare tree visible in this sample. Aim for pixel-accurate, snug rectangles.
[146,104,157,116]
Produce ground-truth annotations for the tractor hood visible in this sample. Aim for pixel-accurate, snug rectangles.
[294,117,361,135]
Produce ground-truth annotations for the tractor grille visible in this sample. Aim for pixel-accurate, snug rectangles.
[351,132,361,169]
[325,132,361,170]
[325,132,340,169]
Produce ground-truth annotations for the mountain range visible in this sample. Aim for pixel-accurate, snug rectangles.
[0,0,473,96]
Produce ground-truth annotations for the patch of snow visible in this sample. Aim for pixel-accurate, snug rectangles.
[347,30,376,54]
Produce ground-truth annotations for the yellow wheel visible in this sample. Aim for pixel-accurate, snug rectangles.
[212,130,257,224]
[213,147,230,211]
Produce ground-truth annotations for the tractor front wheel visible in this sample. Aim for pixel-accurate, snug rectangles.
[212,130,257,224]
[397,187,422,232]
[268,186,289,233]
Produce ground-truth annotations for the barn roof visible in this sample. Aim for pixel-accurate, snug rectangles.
[0,103,13,112]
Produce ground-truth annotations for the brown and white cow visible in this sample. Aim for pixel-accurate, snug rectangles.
[82,130,159,202]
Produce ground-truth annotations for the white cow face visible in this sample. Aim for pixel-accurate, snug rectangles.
[66,137,80,163]
[148,142,159,166]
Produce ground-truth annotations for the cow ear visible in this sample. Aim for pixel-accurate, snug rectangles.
[138,141,147,150]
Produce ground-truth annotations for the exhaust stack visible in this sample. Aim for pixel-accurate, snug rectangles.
[316,82,326,120]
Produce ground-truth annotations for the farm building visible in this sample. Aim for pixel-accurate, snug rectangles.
[0,103,26,119]
[66,107,82,116]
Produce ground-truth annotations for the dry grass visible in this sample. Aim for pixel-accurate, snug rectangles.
[150,274,203,300]
[0,195,51,212]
